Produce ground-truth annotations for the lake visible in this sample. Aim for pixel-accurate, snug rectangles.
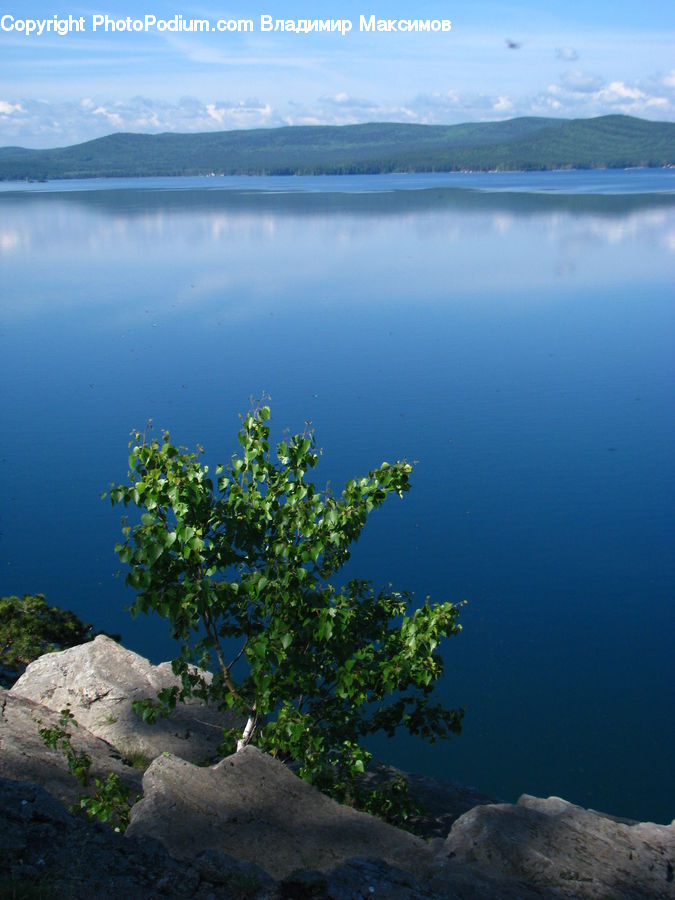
[1,170,673,823]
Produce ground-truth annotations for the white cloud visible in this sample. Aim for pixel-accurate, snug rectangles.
[601,81,645,101]
[1,69,674,148]
[206,101,272,126]
[493,96,514,113]
[0,100,23,115]
[205,103,224,124]
[93,105,124,128]
[0,96,289,146]
[403,90,507,123]
[594,80,668,112]
[320,93,379,111]
[540,73,674,118]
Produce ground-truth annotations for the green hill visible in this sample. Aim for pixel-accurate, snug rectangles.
[0,115,673,181]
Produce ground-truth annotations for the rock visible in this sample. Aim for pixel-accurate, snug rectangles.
[10,635,240,766]
[126,745,433,880]
[359,764,496,839]
[434,794,675,899]
[5,638,675,899]
[193,848,278,896]
[0,687,142,809]
[429,864,548,898]
[0,776,243,898]
[281,857,433,899]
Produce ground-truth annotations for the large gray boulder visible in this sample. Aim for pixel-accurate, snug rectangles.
[433,794,675,899]
[126,745,434,880]
[10,635,240,766]
[0,687,142,809]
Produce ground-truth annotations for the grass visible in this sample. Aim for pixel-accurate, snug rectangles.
[121,749,152,771]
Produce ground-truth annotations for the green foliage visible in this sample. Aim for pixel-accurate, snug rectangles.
[0,594,100,686]
[78,773,134,831]
[118,748,152,771]
[38,708,91,785]
[1,116,673,181]
[108,403,463,814]
[352,772,420,829]
[37,707,135,832]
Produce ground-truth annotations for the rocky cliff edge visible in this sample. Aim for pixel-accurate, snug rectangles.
[2,636,672,898]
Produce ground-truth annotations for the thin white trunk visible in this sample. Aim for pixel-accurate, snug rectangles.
[236,713,256,751]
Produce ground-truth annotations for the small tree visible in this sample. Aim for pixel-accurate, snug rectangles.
[108,404,463,809]
[0,594,99,687]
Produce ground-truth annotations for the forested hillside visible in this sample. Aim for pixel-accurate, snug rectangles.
[1,115,673,181]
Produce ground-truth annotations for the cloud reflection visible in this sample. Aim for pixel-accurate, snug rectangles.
[1,186,673,326]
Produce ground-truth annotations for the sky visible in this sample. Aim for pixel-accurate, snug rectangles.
[1,1,674,147]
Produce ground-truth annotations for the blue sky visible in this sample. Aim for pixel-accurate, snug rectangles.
[1,1,673,146]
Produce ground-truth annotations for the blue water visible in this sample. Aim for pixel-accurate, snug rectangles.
[1,167,673,195]
[1,172,673,823]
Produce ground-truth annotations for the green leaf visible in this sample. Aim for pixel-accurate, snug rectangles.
[147,543,163,565]
[104,403,463,826]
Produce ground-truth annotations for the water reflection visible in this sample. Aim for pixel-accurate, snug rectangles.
[1,188,674,324]
[1,176,673,824]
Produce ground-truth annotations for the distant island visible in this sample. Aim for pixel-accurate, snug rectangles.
[0,115,673,182]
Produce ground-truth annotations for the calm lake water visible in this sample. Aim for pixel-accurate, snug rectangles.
[1,171,673,823]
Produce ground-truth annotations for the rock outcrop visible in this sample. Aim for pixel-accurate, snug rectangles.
[3,637,673,899]
[126,746,433,880]
[433,794,675,899]
[0,776,276,899]
[10,634,240,765]
[0,688,142,809]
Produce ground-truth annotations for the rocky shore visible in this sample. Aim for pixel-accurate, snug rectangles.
[1,636,672,898]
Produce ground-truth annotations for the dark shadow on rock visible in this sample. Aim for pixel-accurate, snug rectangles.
[0,687,142,809]
[126,747,433,881]
[359,763,497,839]
[0,777,218,898]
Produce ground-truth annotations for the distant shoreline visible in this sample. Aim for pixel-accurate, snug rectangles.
[5,163,675,184]
[1,115,673,182]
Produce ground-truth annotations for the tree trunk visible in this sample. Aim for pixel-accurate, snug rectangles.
[236,710,257,751]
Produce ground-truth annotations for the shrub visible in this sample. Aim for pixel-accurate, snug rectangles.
[0,594,99,687]
[108,403,463,816]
